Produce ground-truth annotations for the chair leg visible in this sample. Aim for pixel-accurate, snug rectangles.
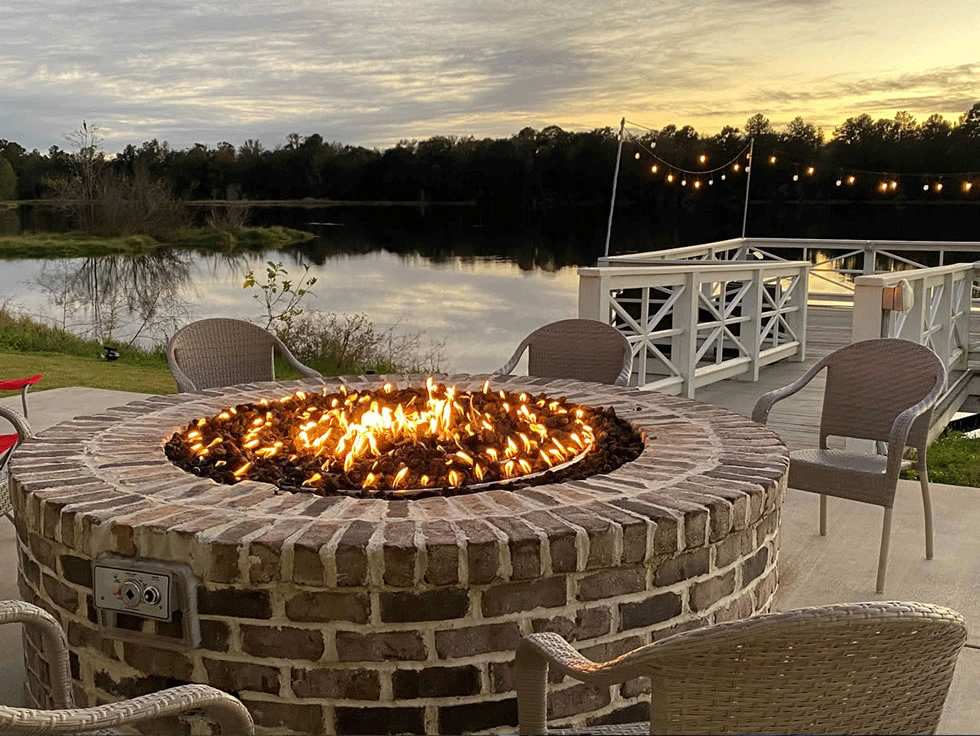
[876,508,893,594]
[919,457,934,560]
[21,386,29,419]
[819,494,827,536]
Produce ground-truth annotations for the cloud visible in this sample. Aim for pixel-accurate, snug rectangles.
[0,0,975,151]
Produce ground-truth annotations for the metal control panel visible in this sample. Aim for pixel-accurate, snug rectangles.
[94,563,172,621]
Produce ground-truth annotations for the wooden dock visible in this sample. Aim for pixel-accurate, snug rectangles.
[696,305,860,451]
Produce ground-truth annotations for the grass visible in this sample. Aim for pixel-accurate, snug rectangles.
[0,226,314,259]
[903,431,980,487]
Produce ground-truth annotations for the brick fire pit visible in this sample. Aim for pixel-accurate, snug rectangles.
[10,375,788,735]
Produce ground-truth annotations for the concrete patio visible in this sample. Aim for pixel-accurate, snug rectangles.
[1,386,977,732]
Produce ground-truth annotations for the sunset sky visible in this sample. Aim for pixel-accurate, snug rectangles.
[1,0,977,152]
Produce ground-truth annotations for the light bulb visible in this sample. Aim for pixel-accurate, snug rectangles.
[964,182,973,192]
[708,179,714,185]
[681,178,687,186]
[890,181,897,190]
[651,164,658,173]
[634,152,640,159]
[923,183,929,191]
[721,174,726,180]
[694,180,701,189]
[836,179,842,187]
[769,155,777,164]
[745,165,751,172]
[699,154,707,163]
[667,173,674,182]
[793,174,799,181]
[847,176,855,185]
[936,182,943,191]
[879,182,888,192]
[733,163,740,172]
[807,167,815,175]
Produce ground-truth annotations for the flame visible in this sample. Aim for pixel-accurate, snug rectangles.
[174,381,596,493]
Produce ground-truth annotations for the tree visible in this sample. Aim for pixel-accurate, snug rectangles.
[0,156,16,200]
[745,114,774,137]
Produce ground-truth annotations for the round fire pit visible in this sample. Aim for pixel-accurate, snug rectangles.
[11,375,788,735]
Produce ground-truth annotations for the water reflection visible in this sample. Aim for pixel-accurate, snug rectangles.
[33,251,193,346]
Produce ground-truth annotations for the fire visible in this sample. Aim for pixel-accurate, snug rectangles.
[165,379,598,495]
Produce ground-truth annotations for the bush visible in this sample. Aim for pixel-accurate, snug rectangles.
[0,156,16,200]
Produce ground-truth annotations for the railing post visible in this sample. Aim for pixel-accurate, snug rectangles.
[737,268,763,382]
[852,277,885,341]
[674,271,699,398]
[578,270,609,323]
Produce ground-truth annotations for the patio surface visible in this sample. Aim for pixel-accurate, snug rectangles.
[1,386,977,732]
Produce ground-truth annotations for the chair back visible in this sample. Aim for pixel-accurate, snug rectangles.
[642,601,966,735]
[819,338,945,450]
[168,318,279,391]
[499,319,632,386]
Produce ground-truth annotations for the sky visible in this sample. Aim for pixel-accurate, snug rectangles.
[1,0,978,154]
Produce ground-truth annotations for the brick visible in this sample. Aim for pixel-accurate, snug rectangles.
[203,658,280,694]
[336,521,373,587]
[619,592,682,630]
[59,555,92,588]
[690,570,737,612]
[197,587,271,619]
[336,706,424,735]
[713,592,754,623]
[715,528,753,568]
[42,574,78,614]
[551,506,617,569]
[532,606,612,641]
[380,588,469,623]
[249,519,309,584]
[455,519,500,584]
[241,624,324,661]
[122,643,193,680]
[521,511,578,573]
[241,698,324,733]
[335,630,426,662]
[740,547,769,586]
[577,566,645,602]
[584,502,649,564]
[588,701,649,728]
[291,668,380,700]
[29,533,56,571]
[285,591,370,624]
[435,622,521,659]
[654,547,710,586]
[621,676,651,698]
[439,698,518,735]
[487,516,540,580]
[421,520,460,585]
[383,520,418,586]
[549,682,611,719]
[393,665,481,698]
[200,618,231,652]
[752,567,778,611]
[94,671,183,699]
[482,577,565,617]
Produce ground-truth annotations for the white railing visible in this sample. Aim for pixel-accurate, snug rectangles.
[603,237,980,301]
[852,262,980,384]
[579,260,810,397]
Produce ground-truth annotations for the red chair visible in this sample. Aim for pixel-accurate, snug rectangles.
[0,374,42,418]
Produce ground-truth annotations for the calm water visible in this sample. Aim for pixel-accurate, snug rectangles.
[2,202,978,374]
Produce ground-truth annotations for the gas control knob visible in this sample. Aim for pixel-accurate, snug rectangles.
[120,581,143,608]
[142,586,161,605]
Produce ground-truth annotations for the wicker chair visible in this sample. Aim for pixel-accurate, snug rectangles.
[167,318,321,392]
[516,601,966,736]
[0,406,32,519]
[0,600,254,734]
[495,319,632,386]
[0,375,42,418]
[752,338,946,593]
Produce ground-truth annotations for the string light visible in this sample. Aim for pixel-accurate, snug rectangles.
[807,166,815,176]
[651,164,658,173]
[835,178,842,186]
[681,178,687,186]
[708,178,714,185]
[890,180,898,190]
[699,154,707,164]
[721,173,726,180]
[769,155,777,164]
[847,175,856,185]
[935,181,943,192]
[966,182,974,192]
[694,180,702,189]
[733,163,740,172]
[667,173,674,183]
[793,172,799,181]
[634,152,640,159]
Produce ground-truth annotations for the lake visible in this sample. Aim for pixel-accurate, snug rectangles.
[2,202,978,374]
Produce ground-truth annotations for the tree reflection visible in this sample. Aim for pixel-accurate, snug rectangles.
[34,250,192,346]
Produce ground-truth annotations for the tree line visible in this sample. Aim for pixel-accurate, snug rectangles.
[1,104,978,208]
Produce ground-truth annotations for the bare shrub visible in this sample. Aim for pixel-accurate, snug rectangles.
[206,203,251,233]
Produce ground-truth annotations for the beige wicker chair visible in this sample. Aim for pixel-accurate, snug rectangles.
[752,338,946,593]
[516,601,966,736]
[495,319,633,386]
[0,600,254,734]
[167,317,321,392]
[0,406,32,519]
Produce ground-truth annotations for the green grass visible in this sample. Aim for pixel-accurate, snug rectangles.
[0,226,314,259]
[903,430,980,487]
[0,352,177,394]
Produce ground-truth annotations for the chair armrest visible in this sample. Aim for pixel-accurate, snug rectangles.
[281,350,322,379]
[0,407,33,442]
[0,684,254,734]
[166,345,198,392]
[751,358,828,425]
[0,601,72,708]
[494,337,531,377]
